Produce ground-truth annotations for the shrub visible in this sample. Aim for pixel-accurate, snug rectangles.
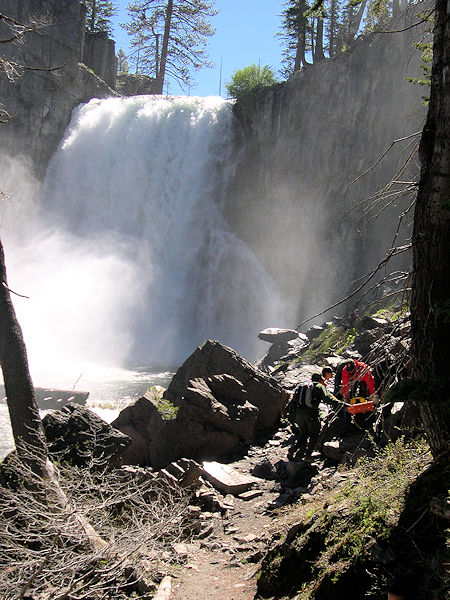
[226,63,278,116]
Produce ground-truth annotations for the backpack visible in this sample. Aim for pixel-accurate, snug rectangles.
[286,383,316,425]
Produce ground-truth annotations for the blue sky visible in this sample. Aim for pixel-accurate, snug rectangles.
[111,0,285,97]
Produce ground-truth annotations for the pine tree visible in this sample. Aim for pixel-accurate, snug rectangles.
[122,0,217,93]
[279,0,313,75]
[116,48,129,74]
[325,0,342,56]
[84,0,118,35]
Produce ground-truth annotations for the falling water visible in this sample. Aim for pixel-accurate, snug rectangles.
[2,95,284,374]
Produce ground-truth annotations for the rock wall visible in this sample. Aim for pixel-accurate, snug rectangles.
[84,31,117,89]
[116,73,158,96]
[225,10,427,327]
[0,0,117,175]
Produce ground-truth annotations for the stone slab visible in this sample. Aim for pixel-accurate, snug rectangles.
[202,461,260,495]
[238,489,264,500]
[258,328,300,344]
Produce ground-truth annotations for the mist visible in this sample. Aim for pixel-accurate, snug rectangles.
[0,96,285,372]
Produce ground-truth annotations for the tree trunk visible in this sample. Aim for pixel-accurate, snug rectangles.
[347,0,367,44]
[0,240,48,476]
[89,0,97,32]
[314,17,325,62]
[411,0,450,456]
[155,0,173,94]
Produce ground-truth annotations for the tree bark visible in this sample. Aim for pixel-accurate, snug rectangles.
[314,17,325,62]
[0,240,48,475]
[411,0,450,456]
[89,0,97,32]
[154,0,173,94]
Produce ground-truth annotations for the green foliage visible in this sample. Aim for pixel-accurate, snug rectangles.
[156,397,179,420]
[259,439,431,599]
[363,0,392,33]
[84,0,118,34]
[406,40,432,105]
[226,63,278,115]
[122,0,217,90]
[117,48,129,74]
[301,324,349,362]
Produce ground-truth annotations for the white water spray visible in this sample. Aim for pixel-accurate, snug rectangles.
[1,95,284,370]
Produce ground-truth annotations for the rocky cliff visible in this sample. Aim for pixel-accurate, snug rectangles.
[225,10,426,326]
[0,2,427,323]
[0,0,118,175]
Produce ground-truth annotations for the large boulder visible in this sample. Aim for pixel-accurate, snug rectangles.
[111,395,162,465]
[164,340,288,428]
[42,403,131,469]
[179,375,258,439]
[113,341,289,469]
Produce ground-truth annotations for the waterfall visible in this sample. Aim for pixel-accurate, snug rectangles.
[1,95,284,370]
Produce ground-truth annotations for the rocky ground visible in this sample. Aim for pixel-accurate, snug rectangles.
[6,306,440,600]
[159,426,348,600]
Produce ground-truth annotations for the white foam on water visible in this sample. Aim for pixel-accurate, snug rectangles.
[1,95,284,371]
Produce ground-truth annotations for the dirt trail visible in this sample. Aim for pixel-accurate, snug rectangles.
[169,428,326,600]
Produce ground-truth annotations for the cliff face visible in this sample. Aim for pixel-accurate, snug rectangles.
[0,0,117,175]
[225,17,426,326]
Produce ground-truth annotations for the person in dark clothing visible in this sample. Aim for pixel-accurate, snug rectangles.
[287,372,337,461]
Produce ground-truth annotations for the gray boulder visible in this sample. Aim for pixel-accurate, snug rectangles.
[42,403,131,470]
[113,341,289,469]
[353,328,384,355]
[355,315,389,333]
[164,340,288,428]
[305,325,324,340]
[258,328,300,344]
[111,395,162,466]
[179,375,258,440]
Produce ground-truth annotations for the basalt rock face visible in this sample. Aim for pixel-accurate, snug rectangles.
[225,10,426,327]
[0,0,117,175]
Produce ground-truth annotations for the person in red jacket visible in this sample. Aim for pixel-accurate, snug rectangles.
[340,358,375,401]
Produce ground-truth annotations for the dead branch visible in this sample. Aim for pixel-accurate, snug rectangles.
[0,454,195,600]
[295,244,410,330]
[1,281,29,299]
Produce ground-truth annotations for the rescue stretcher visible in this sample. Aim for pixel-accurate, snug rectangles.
[345,396,375,414]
